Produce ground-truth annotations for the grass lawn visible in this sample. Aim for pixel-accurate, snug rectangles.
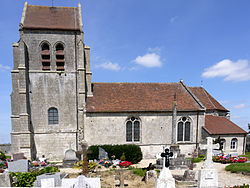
[225,163,250,173]
[239,152,250,160]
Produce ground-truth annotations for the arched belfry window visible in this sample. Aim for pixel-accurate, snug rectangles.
[55,43,65,71]
[48,107,58,124]
[126,116,140,142]
[41,42,51,70]
[177,117,191,141]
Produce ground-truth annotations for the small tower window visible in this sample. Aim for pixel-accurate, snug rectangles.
[48,107,58,124]
[41,43,51,70]
[55,43,65,71]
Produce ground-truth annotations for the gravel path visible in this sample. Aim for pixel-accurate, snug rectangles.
[135,159,250,187]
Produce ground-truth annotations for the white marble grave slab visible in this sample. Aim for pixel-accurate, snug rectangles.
[41,178,55,188]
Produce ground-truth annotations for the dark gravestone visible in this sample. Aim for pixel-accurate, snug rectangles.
[98,147,109,160]
[13,153,24,161]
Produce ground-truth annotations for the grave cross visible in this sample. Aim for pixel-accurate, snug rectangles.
[161,148,173,168]
[77,140,92,176]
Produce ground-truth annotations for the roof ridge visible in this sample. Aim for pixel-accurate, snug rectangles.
[92,82,180,84]
[202,88,218,109]
[179,81,206,110]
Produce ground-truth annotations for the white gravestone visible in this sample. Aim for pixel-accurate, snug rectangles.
[198,137,218,188]
[62,175,101,188]
[41,178,55,188]
[155,148,175,188]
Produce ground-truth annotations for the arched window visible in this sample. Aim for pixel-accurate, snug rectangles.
[126,116,140,142]
[41,42,50,70]
[230,138,237,150]
[177,117,191,141]
[48,107,58,124]
[55,43,65,71]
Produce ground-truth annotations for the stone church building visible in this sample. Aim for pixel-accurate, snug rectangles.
[10,3,247,160]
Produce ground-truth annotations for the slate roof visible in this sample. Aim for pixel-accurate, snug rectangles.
[22,4,81,31]
[204,115,247,135]
[189,87,229,112]
[87,82,206,112]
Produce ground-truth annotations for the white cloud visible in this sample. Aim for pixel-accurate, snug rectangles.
[0,64,11,71]
[170,16,178,23]
[232,103,249,109]
[132,53,162,68]
[95,61,121,71]
[202,59,250,82]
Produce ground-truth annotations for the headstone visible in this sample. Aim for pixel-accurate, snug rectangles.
[41,178,55,187]
[63,149,79,168]
[98,147,109,160]
[33,172,66,187]
[8,159,28,172]
[0,173,12,187]
[198,137,218,188]
[145,170,157,183]
[13,153,24,161]
[183,169,195,181]
[115,170,128,188]
[61,175,101,188]
[155,148,175,188]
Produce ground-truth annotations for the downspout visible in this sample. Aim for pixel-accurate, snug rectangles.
[196,112,199,149]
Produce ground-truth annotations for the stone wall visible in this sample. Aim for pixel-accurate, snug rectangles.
[85,112,204,158]
[0,144,11,155]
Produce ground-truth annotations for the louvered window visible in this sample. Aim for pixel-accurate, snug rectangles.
[41,43,50,70]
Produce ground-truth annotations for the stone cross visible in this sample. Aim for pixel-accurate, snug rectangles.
[78,140,92,176]
[161,148,173,168]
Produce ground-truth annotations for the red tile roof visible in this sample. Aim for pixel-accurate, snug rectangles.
[189,87,228,112]
[23,5,81,31]
[204,115,247,135]
[87,83,203,112]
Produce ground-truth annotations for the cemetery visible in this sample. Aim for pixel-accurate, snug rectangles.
[0,138,250,187]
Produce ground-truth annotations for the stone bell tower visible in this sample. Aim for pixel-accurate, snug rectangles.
[10,2,92,160]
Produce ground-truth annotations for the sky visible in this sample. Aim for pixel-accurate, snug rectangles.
[0,0,250,143]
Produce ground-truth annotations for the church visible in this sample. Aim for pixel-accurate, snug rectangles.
[10,3,247,160]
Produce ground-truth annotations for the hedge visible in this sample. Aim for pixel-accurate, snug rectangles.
[87,144,143,164]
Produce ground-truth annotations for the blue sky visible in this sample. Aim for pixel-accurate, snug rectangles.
[0,0,249,143]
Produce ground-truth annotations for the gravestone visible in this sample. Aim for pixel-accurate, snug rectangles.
[198,137,218,188]
[115,170,128,188]
[13,153,24,161]
[0,173,12,187]
[8,159,28,172]
[61,175,101,188]
[33,172,66,187]
[63,149,79,168]
[155,148,175,188]
[98,147,109,160]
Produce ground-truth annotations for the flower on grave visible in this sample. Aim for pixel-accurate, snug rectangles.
[111,155,116,160]
[23,156,27,159]
[104,161,112,168]
[32,161,39,166]
[41,161,47,166]
[119,161,133,168]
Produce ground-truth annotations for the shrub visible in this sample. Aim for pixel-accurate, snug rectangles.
[0,151,6,161]
[225,163,250,173]
[87,144,143,164]
[129,168,147,177]
[120,153,126,161]
[11,166,60,187]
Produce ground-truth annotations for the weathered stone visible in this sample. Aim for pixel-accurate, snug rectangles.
[8,159,28,172]
[98,147,109,160]
[63,149,79,168]
[0,173,12,187]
